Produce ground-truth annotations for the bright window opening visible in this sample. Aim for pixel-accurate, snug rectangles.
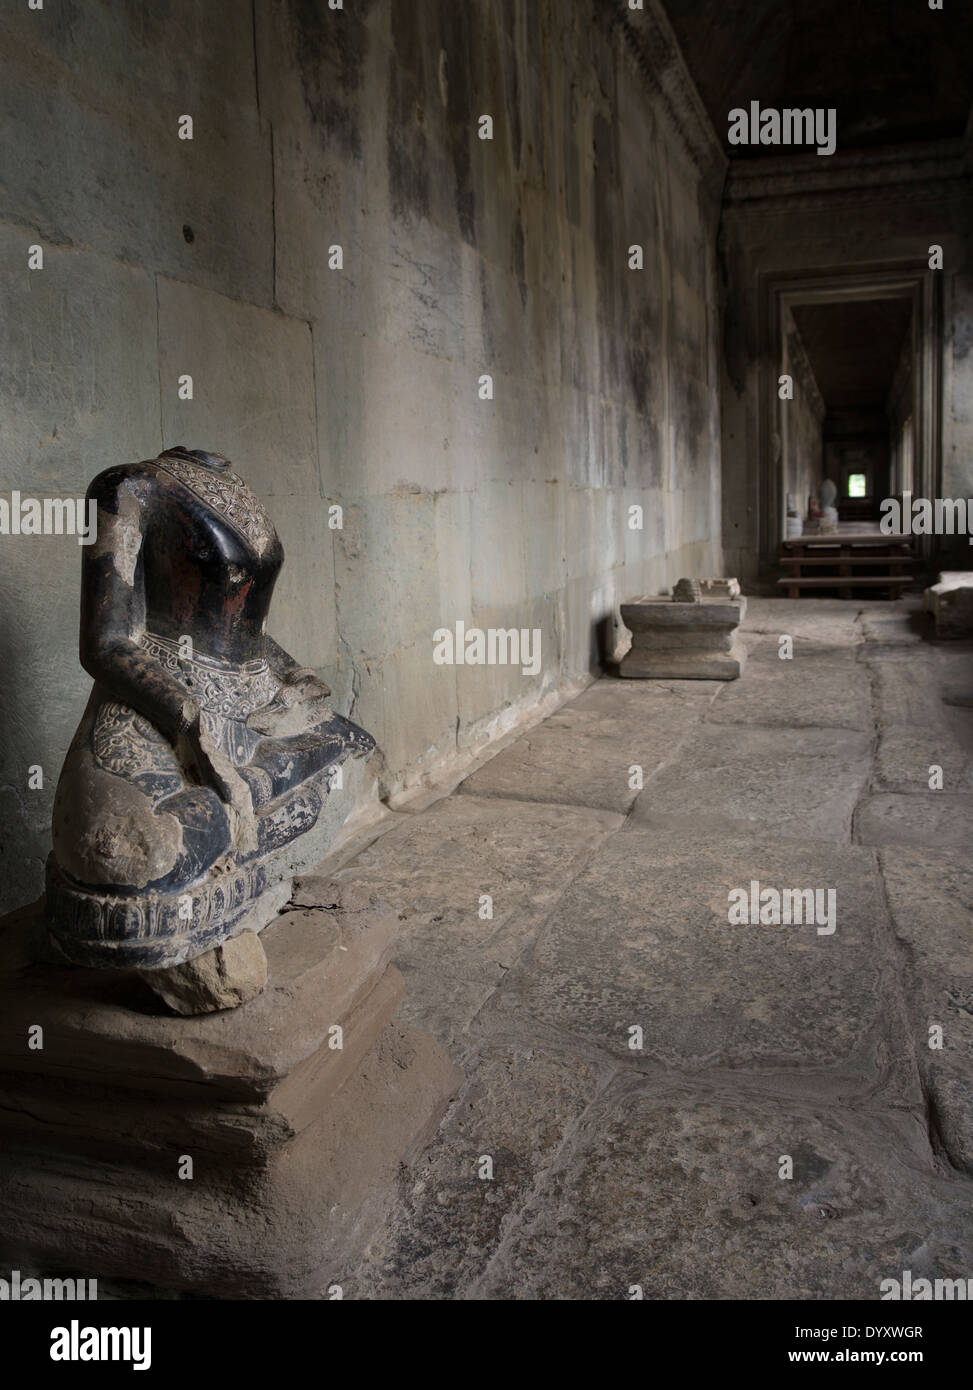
[847,473,866,498]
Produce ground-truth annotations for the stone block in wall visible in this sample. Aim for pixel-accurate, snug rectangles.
[0,0,272,306]
[477,253,547,392]
[454,593,561,731]
[157,277,318,499]
[565,484,623,580]
[319,333,476,499]
[469,481,529,609]
[333,492,444,662]
[0,232,161,490]
[561,574,617,678]
[468,363,561,489]
[367,639,461,792]
[263,491,339,682]
[523,480,568,597]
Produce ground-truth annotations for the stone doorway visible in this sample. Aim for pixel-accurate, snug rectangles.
[759,266,943,580]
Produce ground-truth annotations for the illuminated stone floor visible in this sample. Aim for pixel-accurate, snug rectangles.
[332,597,973,1299]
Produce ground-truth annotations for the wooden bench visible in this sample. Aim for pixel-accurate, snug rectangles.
[778,532,918,599]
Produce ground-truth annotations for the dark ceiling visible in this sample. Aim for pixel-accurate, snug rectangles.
[792,299,913,411]
[660,0,973,158]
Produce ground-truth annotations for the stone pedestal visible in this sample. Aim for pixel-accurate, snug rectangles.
[619,595,747,680]
[924,571,973,639]
[0,881,461,1298]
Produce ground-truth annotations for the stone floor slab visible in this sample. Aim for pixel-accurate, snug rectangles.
[457,681,712,813]
[873,728,973,794]
[477,1080,971,1299]
[485,827,915,1089]
[629,724,870,842]
[868,647,952,728]
[879,847,973,1176]
[568,676,724,714]
[347,1044,607,1299]
[742,597,864,647]
[329,795,622,1053]
[708,638,871,732]
[855,793,973,848]
[866,643,973,794]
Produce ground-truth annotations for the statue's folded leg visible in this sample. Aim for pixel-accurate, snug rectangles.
[241,711,375,805]
[46,697,260,968]
[47,688,377,969]
[151,787,235,888]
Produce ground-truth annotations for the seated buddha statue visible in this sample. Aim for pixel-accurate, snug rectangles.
[45,447,374,970]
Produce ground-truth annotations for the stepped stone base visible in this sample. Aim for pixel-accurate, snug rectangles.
[0,881,461,1298]
[620,595,747,680]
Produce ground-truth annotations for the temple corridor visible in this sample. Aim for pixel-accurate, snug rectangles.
[2,0,973,1322]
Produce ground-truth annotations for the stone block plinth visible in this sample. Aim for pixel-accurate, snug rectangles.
[0,881,461,1298]
[925,572,973,639]
[619,595,747,680]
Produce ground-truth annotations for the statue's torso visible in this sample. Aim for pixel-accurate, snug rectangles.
[140,453,284,665]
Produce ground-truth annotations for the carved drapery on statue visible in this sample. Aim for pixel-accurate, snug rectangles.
[46,447,374,969]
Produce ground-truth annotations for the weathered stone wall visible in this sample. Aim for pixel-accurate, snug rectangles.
[781,311,824,526]
[947,222,973,556]
[720,141,973,581]
[0,0,724,913]
[887,338,915,497]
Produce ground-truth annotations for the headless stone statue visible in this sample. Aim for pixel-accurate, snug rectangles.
[818,477,838,510]
[45,447,374,972]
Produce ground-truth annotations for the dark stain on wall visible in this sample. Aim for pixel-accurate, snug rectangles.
[627,331,653,420]
[592,110,617,332]
[501,31,523,174]
[954,302,973,363]
[478,257,495,361]
[718,227,747,396]
[563,81,581,228]
[387,1,430,222]
[512,210,527,308]
[290,0,367,161]
[438,0,476,244]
